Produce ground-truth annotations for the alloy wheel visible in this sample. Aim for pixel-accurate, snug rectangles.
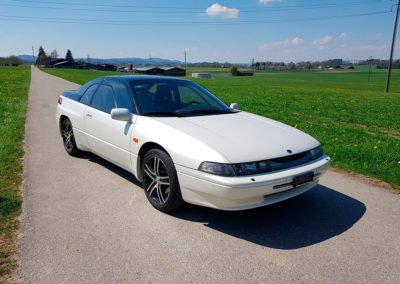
[62,119,75,152]
[143,156,171,205]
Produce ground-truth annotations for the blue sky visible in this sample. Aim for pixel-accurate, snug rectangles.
[0,0,398,63]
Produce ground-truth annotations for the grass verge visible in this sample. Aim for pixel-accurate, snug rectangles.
[0,66,30,281]
[41,67,400,188]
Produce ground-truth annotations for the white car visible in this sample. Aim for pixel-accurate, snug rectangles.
[56,76,330,212]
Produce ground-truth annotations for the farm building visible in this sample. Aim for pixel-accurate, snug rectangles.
[47,58,116,71]
[95,63,117,71]
[134,67,186,76]
[52,59,74,68]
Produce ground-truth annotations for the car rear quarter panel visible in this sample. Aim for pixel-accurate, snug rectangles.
[57,96,89,151]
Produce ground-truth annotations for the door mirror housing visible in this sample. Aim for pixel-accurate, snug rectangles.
[111,108,132,122]
[230,103,238,110]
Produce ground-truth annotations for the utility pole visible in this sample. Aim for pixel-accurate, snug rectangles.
[252,58,255,72]
[32,46,35,65]
[368,56,372,82]
[385,0,400,93]
[184,50,187,73]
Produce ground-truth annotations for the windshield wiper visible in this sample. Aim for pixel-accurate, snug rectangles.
[187,109,234,115]
[142,111,186,117]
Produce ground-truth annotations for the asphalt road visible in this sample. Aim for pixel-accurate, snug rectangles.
[18,66,400,283]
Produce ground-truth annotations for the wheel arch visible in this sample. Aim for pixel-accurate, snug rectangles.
[58,115,69,136]
[136,142,171,182]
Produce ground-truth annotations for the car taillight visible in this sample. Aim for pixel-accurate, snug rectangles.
[58,97,62,104]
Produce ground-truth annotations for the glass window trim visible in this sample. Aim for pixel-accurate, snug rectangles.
[79,83,100,105]
[105,78,139,115]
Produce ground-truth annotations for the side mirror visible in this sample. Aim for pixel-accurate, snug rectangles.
[111,108,132,122]
[230,103,238,110]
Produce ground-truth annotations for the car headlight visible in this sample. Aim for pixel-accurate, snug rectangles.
[199,145,324,177]
[199,161,271,177]
[198,162,236,176]
[309,145,323,159]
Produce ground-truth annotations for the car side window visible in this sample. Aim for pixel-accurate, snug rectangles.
[90,84,116,114]
[109,80,137,114]
[80,84,98,105]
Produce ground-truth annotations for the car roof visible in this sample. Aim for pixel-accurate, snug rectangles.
[102,75,188,82]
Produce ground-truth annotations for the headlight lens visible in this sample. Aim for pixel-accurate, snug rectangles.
[309,145,323,159]
[198,162,235,176]
[199,145,324,177]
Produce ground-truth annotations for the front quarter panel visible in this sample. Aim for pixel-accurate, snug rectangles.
[132,116,230,171]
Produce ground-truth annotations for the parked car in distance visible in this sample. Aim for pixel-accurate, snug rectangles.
[56,75,331,212]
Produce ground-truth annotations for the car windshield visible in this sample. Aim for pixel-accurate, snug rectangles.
[129,79,235,117]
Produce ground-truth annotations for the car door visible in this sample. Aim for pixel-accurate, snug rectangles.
[85,82,136,172]
[76,83,100,150]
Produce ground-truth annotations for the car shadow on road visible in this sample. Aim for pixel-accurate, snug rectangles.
[80,153,366,250]
[81,153,142,187]
[170,185,366,250]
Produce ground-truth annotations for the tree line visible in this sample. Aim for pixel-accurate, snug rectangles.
[0,56,23,66]
[36,46,74,66]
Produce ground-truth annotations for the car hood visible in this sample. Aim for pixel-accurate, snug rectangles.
[153,111,320,163]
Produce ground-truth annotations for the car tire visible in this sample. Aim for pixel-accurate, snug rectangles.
[61,117,82,157]
[141,149,184,212]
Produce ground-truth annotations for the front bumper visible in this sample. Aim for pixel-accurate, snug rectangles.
[176,155,331,211]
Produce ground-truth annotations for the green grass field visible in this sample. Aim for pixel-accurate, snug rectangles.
[0,66,30,278]
[42,67,400,188]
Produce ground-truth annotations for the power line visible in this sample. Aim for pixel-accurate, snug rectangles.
[0,2,391,14]
[0,11,390,26]
[5,0,390,11]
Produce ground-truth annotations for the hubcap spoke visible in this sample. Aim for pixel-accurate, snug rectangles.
[148,182,157,196]
[157,184,165,203]
[144,164,155,178]
[155,158,161,176]
[158,181,170,186]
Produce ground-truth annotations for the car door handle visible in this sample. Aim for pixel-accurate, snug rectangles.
[86,113,92,118]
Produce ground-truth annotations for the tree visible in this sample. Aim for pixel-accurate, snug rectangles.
[230,65,240,76]
[50,49,59,59]
[9,55,22,66]
[38,46,46,58]
[0,56,22,66]
[36,46,46,65]
[66,49,73,61]
[305,61,313,70]
[288,62,297,70]
[37,56,52,66]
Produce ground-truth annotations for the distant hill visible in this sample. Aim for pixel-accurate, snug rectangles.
[18,54,183,66]
[18,55,37,62]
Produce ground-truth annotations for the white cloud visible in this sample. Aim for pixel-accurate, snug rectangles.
[205,3,239,18]
[259,0,282,3]
[339,33,347,39]
[259,37,304,51]
[313,36,333,45]
[291,37,304,45]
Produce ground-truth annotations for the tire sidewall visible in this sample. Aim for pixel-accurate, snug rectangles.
[62,118,81,156]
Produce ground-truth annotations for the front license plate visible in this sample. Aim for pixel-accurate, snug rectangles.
[293,172,314,187]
